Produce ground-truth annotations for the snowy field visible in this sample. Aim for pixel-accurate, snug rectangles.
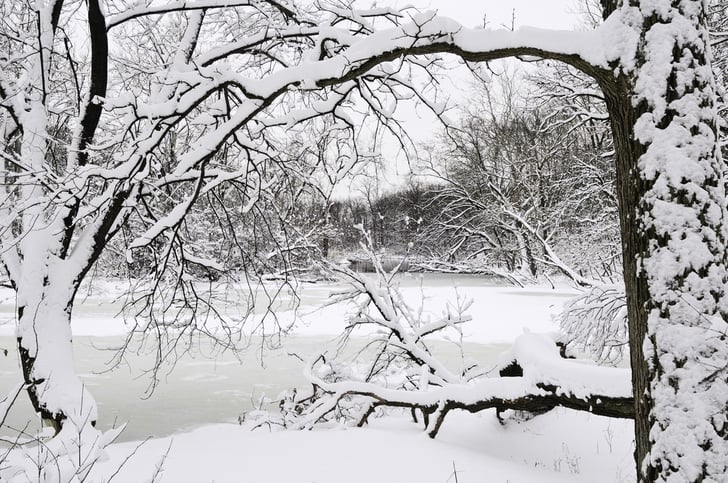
[0,274,635,482]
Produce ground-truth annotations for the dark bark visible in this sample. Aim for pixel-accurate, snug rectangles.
[16,300,75,434]
[599,76,653,480]
[17,340,64,433]
[428,390,634,438]
[601,0,620,20]
[354,386,634,438]
[344,379,634,439]
[75,0,108,167]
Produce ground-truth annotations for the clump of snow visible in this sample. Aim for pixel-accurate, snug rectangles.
[498,332,631,399]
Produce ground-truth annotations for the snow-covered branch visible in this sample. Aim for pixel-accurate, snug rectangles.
[265,238,632,438]
[287,326,632,438]
[106,0,297,30]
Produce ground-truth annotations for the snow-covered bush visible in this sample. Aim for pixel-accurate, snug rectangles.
[558,285,628,366]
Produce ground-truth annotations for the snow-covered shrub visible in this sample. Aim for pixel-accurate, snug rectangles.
[558,285,628,366]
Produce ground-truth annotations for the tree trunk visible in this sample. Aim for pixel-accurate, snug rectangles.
[602,78,653,479]
[15,279,97,435]
[514,230,537,277]
[602,3,728,480]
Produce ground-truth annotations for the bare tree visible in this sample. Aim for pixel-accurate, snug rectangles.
[421,73,618,285]
[0,2,441,471]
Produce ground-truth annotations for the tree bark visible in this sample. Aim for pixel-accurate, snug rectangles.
[15,280,97,435]
[600,76,654,480]
[600,3,728,480]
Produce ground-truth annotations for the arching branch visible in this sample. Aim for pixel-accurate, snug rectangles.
[106,0,298,30]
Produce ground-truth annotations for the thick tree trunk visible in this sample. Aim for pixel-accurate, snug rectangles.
[602,3,728,480]
[15,281,97,435]
[602,80,653,480]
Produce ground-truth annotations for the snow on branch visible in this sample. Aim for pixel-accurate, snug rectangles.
[106,0,296,30]
[117,10,621,194]
[128,169,206,255]
[292,331,633,438]
[260,232,632,439]
[501,207,593,287]
[559,285,628,365]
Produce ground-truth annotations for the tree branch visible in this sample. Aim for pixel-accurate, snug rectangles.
[72,0,108,168]
[106,0,297,30]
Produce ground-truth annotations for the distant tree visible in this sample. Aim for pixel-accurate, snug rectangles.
[421,73,618,284]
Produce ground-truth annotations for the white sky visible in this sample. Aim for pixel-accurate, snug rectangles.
[400,0,583,30]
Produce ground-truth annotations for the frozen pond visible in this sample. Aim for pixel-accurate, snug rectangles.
[0,273,577,443]
[0,336,510,442]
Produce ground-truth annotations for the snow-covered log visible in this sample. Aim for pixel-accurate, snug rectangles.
[287,332,632,438]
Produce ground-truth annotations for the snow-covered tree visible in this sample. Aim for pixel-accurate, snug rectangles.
[421,73,619,284]
[1,0,726,481]
[0,1,438,471]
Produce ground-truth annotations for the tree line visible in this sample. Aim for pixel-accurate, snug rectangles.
[294,70,621,287]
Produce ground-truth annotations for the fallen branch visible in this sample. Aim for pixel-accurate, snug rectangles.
[292,333,632,437]
[275,233,632,439]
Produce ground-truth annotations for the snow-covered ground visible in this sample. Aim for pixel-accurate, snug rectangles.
[0,275,635,482]
[88,410,634,483]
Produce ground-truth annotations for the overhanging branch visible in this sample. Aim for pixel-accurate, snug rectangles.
[106,0,298,30]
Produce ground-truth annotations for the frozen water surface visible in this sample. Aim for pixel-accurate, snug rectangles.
[0,274,574,443]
